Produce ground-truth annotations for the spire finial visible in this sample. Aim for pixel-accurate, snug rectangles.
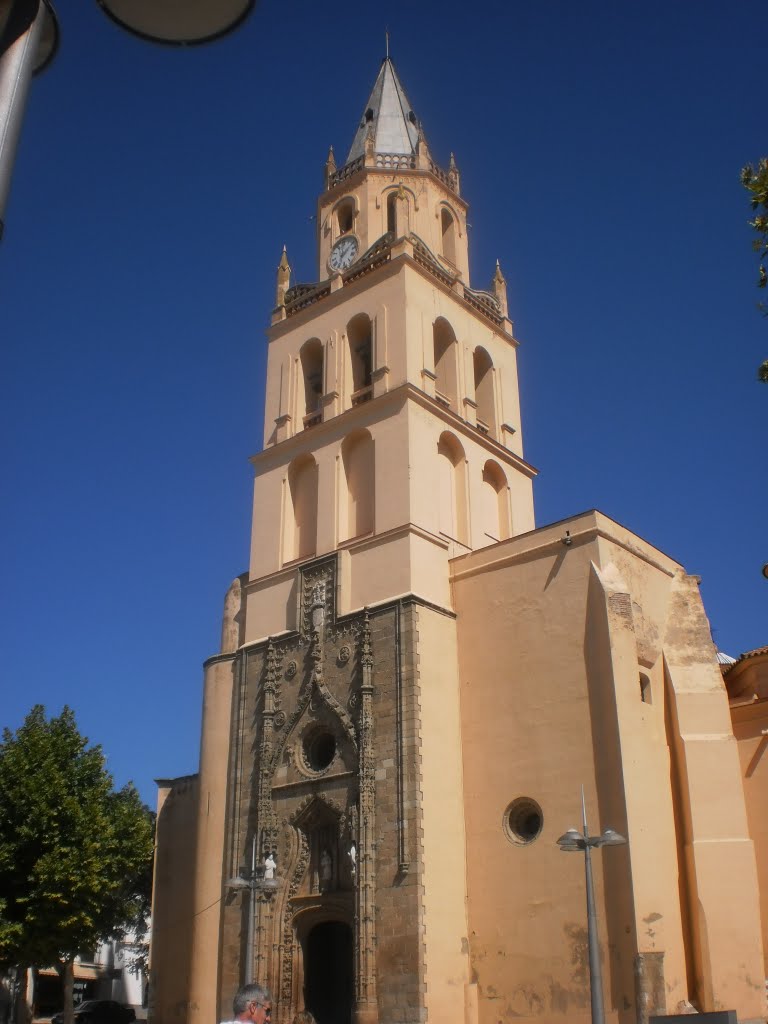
[276,246,291,308]
[324,145,337,189]
[492,259,508,318]
[385,28,389,58]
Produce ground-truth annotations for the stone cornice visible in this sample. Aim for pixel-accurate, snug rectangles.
[268,245,516,343]
[251,381,536,479]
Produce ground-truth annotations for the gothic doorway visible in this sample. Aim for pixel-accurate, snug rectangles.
[303,921,353,1024]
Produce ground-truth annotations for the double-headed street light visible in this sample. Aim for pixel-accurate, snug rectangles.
[226,836,260,986]
[556,789,627,1024]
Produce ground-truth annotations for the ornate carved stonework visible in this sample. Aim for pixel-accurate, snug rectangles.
[226,560,387,1024]
[299,556,337,636]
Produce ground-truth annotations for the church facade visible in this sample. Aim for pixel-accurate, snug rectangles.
[149,59,766,1024]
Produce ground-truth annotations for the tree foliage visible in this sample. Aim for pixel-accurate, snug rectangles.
[741,157,768,381]
[0,707,154,1020]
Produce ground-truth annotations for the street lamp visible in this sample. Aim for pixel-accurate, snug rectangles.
[226,835,259,986]
[556,789,627,1024]
[0,0,256,239]
[0,0,58,238]
[95,0,257,46]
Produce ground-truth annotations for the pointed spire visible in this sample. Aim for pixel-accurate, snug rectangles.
[415,119,431,170]
[448,152,461,196]
[346,57,422,165]
[276,246,291,308]
[492,259,509,318]
[324,145,336,189]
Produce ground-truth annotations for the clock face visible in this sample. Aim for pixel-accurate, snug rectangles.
[329,235,359,273]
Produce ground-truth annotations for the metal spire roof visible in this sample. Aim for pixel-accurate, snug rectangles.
[346,57,421,165]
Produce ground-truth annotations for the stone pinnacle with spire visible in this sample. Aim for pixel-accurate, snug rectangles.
[276,245,291,308]
[492,259,508,319]
[324,146,336,189]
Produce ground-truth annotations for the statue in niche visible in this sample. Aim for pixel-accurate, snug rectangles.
[348,841,356,877]
[320,848,333,890]
[264,853,276,880]
[311,581,326,631]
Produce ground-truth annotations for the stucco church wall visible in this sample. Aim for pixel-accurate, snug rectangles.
[730,694,768,979]
[450,510,765,1024]
[412,605,472,1024]
[454,519,629,1024]
[151,775,199,1024]
[188,656,237,1024]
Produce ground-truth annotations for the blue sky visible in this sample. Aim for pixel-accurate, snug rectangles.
[2,0,766,806]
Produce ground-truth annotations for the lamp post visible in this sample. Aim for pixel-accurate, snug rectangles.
[226,835,259,986]
[0,0,58,238]
[556,789,627,1024]
[94,0,256,46]
[0,0,256,239]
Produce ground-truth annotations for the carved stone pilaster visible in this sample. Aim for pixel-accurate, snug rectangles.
[258,639,280,858]
[355,609,378,1021]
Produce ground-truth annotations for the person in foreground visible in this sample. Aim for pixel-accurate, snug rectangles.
[219,983,273,1024]
[292,1013,316,1024]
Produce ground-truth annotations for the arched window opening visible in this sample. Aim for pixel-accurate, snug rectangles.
[300,339,324,428]
[335,198,355,237]
[473,347,496,436]
[386,192,397,234]
[441,207,457,265]
[341,430,374,541]
[640,673,653,704]
[286,455,318,562]
[347,314,373,406]
[481,460,509,545]
[437,432,468,545]
[433,318,458,410]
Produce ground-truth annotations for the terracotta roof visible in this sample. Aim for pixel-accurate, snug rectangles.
[723,645,768,673]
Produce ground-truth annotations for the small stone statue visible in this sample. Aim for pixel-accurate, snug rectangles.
[320,848,332,885]
[348,841,357,876]
[264,853,276,880]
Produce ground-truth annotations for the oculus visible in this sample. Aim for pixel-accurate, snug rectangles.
[302,729,337,773]
[503,797,543,846]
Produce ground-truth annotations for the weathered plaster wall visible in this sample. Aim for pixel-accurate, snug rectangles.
[187,655,237,1024]
[413,605,472,1024]
[150,775,198,1024]
[452,510,764,1024]
[726,652,768,984]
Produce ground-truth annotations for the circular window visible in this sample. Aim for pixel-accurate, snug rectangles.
[503,797,544,846]
[303,730,337,772]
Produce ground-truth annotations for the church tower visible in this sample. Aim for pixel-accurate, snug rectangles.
[150,54,765,1024]
[176,54,536,1024]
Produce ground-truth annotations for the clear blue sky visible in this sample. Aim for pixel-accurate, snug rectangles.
[2,0,765,806]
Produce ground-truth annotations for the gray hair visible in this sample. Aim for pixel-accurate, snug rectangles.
[233,984,271,1016]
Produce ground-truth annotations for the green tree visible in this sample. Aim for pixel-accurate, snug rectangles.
[0,707,154,1024]
[741,157,768,381]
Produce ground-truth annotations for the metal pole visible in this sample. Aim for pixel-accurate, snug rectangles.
[0,0,43,239]
[584,841,605,1024]
[581,788,605,1024]
[245,835,256,985]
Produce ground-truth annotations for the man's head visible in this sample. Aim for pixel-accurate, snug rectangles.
[233,984,272,1023]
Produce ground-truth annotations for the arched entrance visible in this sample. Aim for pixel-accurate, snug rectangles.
[303,921,353,1024]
